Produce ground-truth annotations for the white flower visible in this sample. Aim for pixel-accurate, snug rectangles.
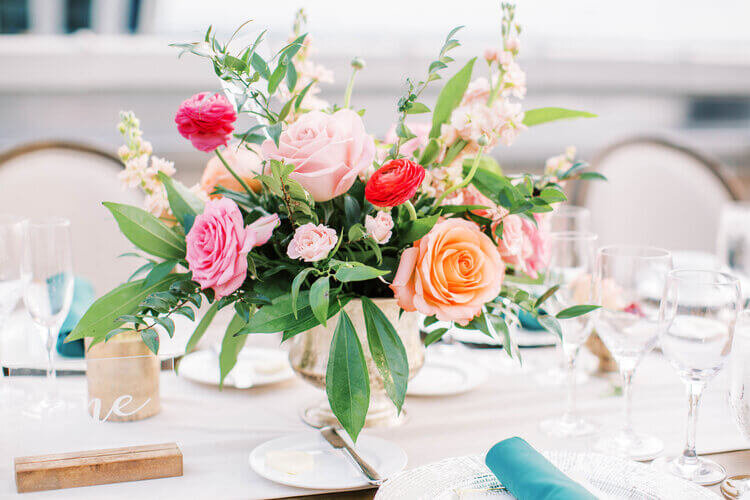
[501,61,526,99]
[118,154,148,189]
[298,60,334,84]
[365,211,394,244]
[505,34,520,53]
[190,183,210,202]
[144,185,170,218]
[149,156,176,177]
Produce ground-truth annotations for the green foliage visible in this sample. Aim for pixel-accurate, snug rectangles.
[429,58,476,138]
[326,310,369,442]
[556,304,601,319]
[400,215,439,243]
[522,107,597,127]
[309,276,330,326]
[219,313,249,387]
[185,302,219,354]
[103,202,186,260]
[158,172,204,232]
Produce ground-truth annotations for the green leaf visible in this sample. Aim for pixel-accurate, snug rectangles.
[310,276,330,327]
[539,187,567,204]
[534,285,560,308]
[361,297,408,413]
[326,310,369,442]
[578,172,608,181]
[251,52,270,79]
[174,306,195,321]
[267,58,288,94]
[286,61,298,91]
[418,138,440,165]
[219,312,249,388]
[522,107,597,127]
[154,316,175,338]
[185,301,219,354]
[556,304,601,319]
[143,260,176,289]
[406,102,430,114]
[224,54,247,72]
[343,195,361,229]
[537,314,562,339]
[429,58,476,138]
[128,261,154,282]
[66,274,183,343]
[266,122,283,147]
[424,327,449,346]
[140,329,159,354]
[103,202,185,260]
[240,291,334,335]
[401,215,439,243]
[437,204,489,214]
[291,267,316,319]
[334,264,388,283]
[158,172,204,232]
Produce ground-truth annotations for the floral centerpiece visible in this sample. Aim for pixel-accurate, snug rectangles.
[67,4,601,440]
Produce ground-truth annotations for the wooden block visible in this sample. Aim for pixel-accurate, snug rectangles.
[14,442,183,493]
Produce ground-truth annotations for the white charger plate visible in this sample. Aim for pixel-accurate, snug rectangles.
[407,354,488,396]
[178,347,294,389]
[375,452,718,499]
[249,431,407,490]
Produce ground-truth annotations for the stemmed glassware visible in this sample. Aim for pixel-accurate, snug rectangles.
[538,231,598,437]
[652,270,742,485]
[724,310,750,497]
[593,245,672,460]
[21,217,74,417]
[0,215,29,408]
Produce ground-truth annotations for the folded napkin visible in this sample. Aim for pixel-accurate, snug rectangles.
[56,278,95,358]
[485,437,597,500]
[518,309,546,331]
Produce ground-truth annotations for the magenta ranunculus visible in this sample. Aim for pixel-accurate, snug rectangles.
[175,92,237,152]
[260,109,375,202]
[186,199,278,297]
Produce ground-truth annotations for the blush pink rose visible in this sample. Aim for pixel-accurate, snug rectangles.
[287,223,338,262]
[493,213,525,261]
[390,219,504,325]
[382,121,431,160]
[186,199,278,297]
[365,211,394,244]
[175,92,237,152]
[261,109,375,202]
[500,214,550,279]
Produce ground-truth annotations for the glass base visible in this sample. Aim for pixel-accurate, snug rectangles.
[721,474,750,498]
[22,395,75,420]
[300,398,409,430]
[652,455,726,486]
[539,415,597,438]
[594,430,664,461]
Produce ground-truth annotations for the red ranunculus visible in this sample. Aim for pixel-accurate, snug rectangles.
[175,92,237,152]
[365,159,426,207]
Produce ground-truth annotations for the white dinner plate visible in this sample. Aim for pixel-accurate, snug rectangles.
[407,354,488,396]
[178,347,294,389]
[249,431,408,490]
[375,452,718,499]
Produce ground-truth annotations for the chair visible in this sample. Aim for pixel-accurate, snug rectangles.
[573,137,744,253]
[0,141,144,294]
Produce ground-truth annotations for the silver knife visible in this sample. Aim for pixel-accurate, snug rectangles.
[320,426,384,486]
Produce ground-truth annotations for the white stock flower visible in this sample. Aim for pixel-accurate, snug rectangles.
[118,154,148,189]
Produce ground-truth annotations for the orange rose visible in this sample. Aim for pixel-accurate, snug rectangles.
[200,145,262,197]
[391,219,504,325]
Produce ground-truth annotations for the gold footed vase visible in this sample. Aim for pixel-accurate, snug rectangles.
[288,298,424,429]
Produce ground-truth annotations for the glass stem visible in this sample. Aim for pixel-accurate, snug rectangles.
[45,326,56,386]
[620,367,635,436]
[563,344,579,421]
[682,381,706,465]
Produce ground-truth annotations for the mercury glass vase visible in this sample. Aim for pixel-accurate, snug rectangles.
[288,298,424,428]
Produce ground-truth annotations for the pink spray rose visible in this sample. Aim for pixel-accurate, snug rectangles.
[261,109,375,202]
[391,219,504,325]
[365,211,394,244]
[287,223,338,262]
[186,199,278,297]
[500,214,550,279]
[175,92,237,152]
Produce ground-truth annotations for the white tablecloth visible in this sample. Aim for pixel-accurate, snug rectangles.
[1,332,747,499]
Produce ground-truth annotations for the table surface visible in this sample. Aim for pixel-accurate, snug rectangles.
[1,329,748,500]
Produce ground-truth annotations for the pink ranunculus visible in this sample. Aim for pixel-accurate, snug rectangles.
[287,223,338,262]
[383,121,431,160]
[186,199,278,298]
[175,92,237,152]
[365,211,394,244]
[260,109,375,202]
[391,219,504,325]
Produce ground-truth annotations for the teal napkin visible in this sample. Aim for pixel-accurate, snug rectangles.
[518,309,546,330]
[56,278,95,358]
[485,437,596,500]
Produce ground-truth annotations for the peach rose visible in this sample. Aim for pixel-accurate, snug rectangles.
[200,145,262,197]
[260,109,375,202]
[391,219,504,325]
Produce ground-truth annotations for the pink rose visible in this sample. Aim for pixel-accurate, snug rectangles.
[493,213,525,260]
[287,223,338,262]
[365,211,394,244]
[261,109,375,202]
[390,219,504,325]
[382,121,431,160]
[501,214,550,279]
[175,92,237,152]
[186,199,278,298]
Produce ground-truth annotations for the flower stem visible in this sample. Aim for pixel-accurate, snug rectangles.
[214,148,255,198]
[343,69,359,109]
[404,200,417,221]
[435,144,485,206]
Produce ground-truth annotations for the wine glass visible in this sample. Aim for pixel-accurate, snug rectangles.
[717,202,750,277]
[0,215,28,407]
[538,231,598,437]
[724,310,750,497]
[593,245,672,460]
[21,217,74,416]
[652,270,742,485]
[535,206,592,388]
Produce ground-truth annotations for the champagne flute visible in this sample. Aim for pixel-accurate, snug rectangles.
[653,270,741,485]
[21,217,74,416]
[594,245,672,460]
[538,231,598,437]
[0,215,28,407]
[724,310,750,497]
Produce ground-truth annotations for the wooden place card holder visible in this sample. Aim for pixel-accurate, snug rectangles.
[14,442,183,493]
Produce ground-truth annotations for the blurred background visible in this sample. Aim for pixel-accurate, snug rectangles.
[2,0,750,185]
